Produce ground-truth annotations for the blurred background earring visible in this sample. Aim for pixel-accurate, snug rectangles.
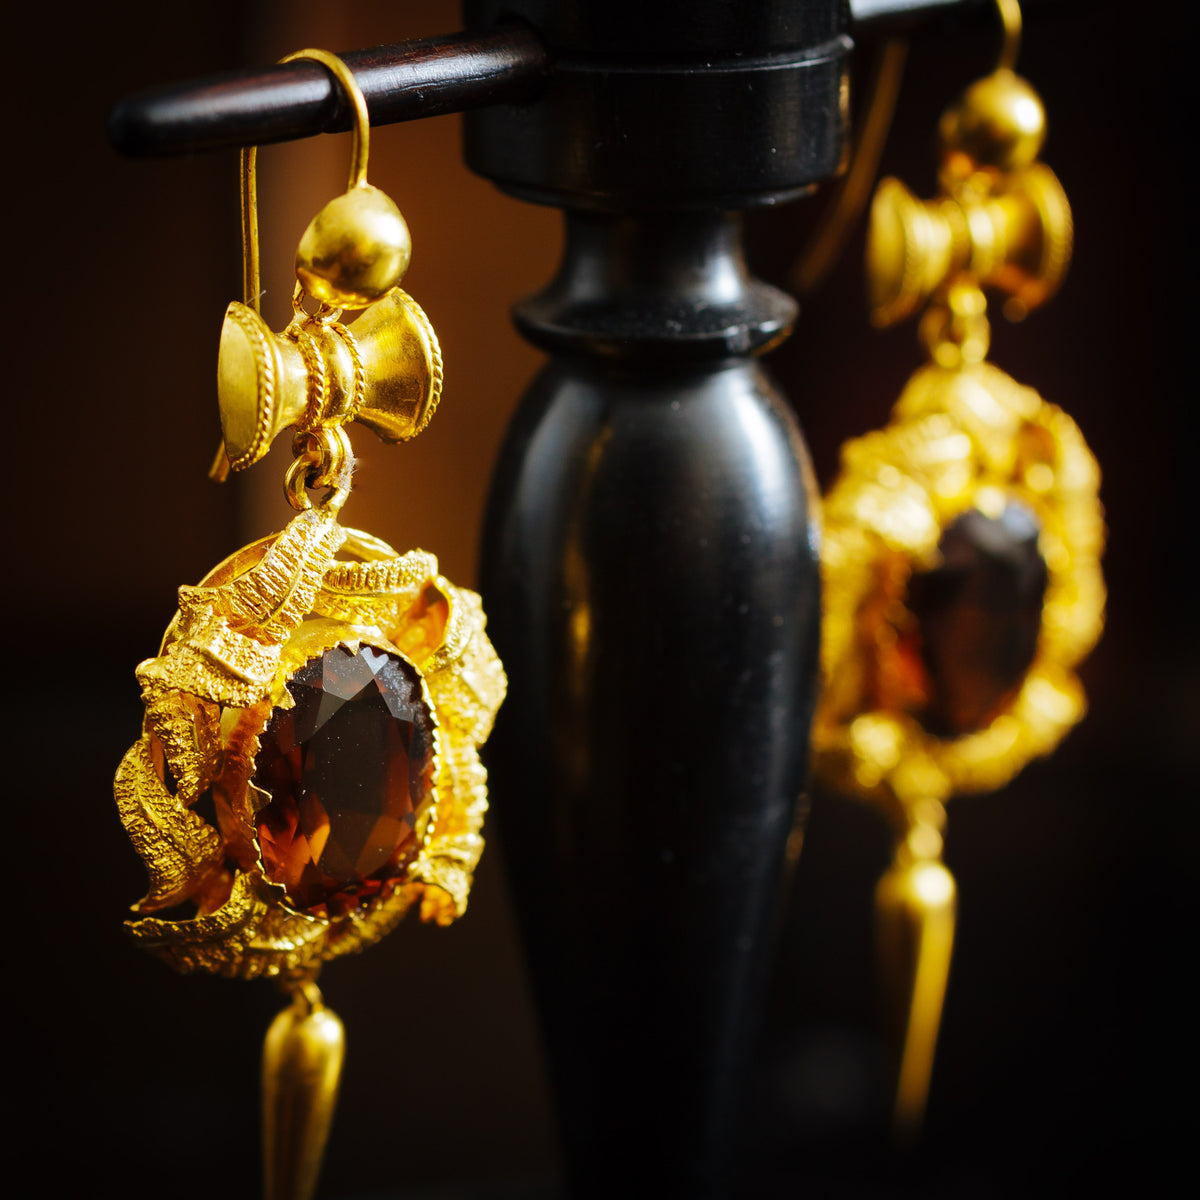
[113,49,504,1200]
[810,0,1105,1142]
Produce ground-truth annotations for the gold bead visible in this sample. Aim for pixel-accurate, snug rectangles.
[295,184,412,309]
[938,68,1046,176]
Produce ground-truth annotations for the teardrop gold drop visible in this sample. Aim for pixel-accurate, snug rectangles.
[262,987,345,1200]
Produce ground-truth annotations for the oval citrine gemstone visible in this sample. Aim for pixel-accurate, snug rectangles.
[253,644,436,918]
[905,501,1048,737]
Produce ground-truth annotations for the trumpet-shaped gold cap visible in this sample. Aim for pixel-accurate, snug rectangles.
[217,290,442,472]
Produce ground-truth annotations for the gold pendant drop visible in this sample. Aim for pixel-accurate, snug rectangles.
[113,50,505,1200]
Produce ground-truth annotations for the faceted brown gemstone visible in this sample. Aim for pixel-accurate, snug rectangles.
[903,501,1048,738]
[254,644,436,917]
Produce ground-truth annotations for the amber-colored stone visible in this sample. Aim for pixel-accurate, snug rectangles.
[254,644,435,917]
[904,501,1048,737]
[393,581,451,665]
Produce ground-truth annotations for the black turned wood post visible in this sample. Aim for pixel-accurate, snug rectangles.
[468,3,850,1195]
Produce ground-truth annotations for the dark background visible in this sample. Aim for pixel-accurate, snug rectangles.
[6,1,1191,1196]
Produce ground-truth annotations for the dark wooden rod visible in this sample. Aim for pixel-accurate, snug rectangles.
[107,26,550,158]
[106,1,1076,160]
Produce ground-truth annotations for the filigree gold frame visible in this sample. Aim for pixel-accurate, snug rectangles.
[813,359,1105,820]
[116,507,506,980]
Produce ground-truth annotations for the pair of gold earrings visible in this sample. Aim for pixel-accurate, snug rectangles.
[114,6,1105,1191]
[810,0,1105,1138]
[113,50,505,1200]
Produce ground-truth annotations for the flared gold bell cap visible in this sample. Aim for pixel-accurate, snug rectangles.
[349,287,442,444]
[866,166,1070,329]
[867,178,951,329]
[217,289,442,471]
[218,301,291,471]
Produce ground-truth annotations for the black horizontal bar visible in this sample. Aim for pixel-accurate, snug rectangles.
[107,26,551,158]
[107,2,1086,159]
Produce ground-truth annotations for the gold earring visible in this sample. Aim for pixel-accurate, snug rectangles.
[113,49,505,1200]
[812,0,1104,1141]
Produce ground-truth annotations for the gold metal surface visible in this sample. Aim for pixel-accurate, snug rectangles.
[218,287,442,470]
[815,357,1105,814]
[996,0,1023,72]
[876,826,956,1143]
[791,0,1025,300]
[867,154,1070,328]
[262,984,345,1200]
[242,144,261,313]
[215,48,421,480]
[295,183,411,309]
[817,338,1104,1138]
[867,27,1069,328]
[816,0,1104,1138]
[118,495,506,978]
[281,49,411,309]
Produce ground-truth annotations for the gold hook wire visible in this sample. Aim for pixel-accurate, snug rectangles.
[240,49,374,313]
[996,0,1022,72]
[791,36,909,296]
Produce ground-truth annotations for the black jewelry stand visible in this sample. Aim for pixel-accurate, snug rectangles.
[468,4,843,1194]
